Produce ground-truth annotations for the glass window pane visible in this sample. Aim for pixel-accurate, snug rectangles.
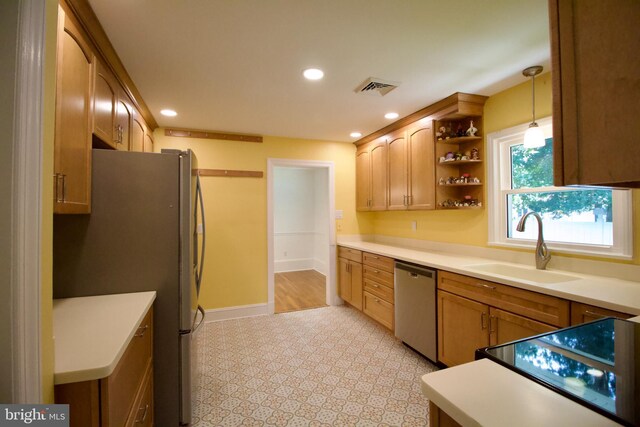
[507,189,613,245]
[510,138,554,189]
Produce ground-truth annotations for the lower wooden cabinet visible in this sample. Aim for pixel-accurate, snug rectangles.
[338,252,363,310]
[429,402,462,427]
[437,271,568,367]
[437,291,489,367]
[570,301,633,325]
[56,307,154,427]
[363,291,394,330]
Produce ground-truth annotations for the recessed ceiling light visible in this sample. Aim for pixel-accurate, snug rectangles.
[160,109,177,117]
[350,132,362,138]
[384,112,399,119]
[303,68,324,80]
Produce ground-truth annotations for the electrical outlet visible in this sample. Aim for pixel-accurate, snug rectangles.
[411,221,417,231]
[284,251,287,257]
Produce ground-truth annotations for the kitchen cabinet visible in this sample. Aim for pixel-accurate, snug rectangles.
[434,117,484,209]
[570,301,633,325]
[55,306,154,427]
[131,111,145,153]
[115,87,132,151]
[388,122,435,210]
[549,0,640,187]
[437,271,569,366]
[362,252,395,330]
[54,4,94,214]
[94,63,133,152]
[355,141,387,211]
[144,129,155,153]
[92,59,118,149]
[338,247,363,310]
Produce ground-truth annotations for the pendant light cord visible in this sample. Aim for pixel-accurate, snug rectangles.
[531,73,536,125]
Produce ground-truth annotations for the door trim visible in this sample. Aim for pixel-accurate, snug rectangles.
[267,158,337,314]
[12,0,46,402]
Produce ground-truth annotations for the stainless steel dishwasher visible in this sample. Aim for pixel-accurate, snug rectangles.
[394,262,437,362]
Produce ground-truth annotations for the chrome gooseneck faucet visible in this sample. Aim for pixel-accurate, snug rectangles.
[516,212,551,270]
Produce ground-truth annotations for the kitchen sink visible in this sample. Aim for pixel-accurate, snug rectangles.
[464,263,580,284]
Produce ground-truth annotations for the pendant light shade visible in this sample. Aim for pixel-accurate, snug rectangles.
[524,123,545,148]
[522,65,545,148]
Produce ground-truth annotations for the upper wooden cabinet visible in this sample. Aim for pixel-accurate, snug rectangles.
[388,122,435,210]
[115,87,132,151]
[355,93,485,212]
[93,59,118,149]
[143,129,155,153]
[549,0,640,187]
[356,141,388,211]
[131,110,146,153]
[54,4,94,214]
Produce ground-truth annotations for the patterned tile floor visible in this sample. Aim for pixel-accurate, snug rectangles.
[193,305,438,426]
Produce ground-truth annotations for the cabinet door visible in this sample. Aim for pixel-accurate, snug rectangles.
[369,141,388,211]
[54,6,93,214]
[131,114,145,153]
[115,89,132,151]
[570,302,632,325]
[350,261,363,310]
[387,130,407,210]
[489,307,555,346]
[93,59,117,148]
[550,0,640,187]
[437,291,489,367]
[407,124,435,210]
[143,130,154,153]
[356,148,371,211]
[338,257,352,303]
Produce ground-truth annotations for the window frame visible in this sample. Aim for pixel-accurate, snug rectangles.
[487,117,633,259]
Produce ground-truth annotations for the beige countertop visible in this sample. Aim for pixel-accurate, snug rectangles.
[53,291,156,385]
[337,240,640,315]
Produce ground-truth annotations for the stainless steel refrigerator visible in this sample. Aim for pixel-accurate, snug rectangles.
[53,148,206,426]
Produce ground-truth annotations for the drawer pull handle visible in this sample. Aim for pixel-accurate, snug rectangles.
[375,298,380,303]
[489,315,496,333]
[372,256,379,259]
[372,284,379,288]
[475,283,496,290]
[374,270,380,274]
[481,312,487,330]
[135,325,148,338]
[135,404,149,423]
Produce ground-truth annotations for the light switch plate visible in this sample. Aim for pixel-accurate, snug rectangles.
[335,210,343,219]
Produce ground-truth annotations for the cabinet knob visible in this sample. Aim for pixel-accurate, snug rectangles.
[135,324,148,337]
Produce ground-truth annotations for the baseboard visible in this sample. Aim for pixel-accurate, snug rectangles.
[204,303,269,322]
[274,258,314,273]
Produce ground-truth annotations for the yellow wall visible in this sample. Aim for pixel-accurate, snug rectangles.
[41,0,58,403]
[154,133,371,309]
[367,73,640,265]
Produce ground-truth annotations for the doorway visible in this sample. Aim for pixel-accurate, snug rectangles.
[267,159,337,315]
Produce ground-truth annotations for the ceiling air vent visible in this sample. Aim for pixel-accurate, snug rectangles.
[354,77,399,96]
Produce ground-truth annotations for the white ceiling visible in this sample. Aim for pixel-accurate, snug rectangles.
[88,0,551,143]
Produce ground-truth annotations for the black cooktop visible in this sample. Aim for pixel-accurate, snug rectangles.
[476,318,639,427]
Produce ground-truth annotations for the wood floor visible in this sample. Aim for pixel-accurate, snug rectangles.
[274,269,327,313]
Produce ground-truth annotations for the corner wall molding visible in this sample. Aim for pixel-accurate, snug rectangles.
[204,303,269,322]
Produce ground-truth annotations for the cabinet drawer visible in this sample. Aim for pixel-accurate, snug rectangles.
[338,246,362,263]
[363,265,394,288]
[125,365,153,427]
[570,302,633,325]
[438,271,570,327]
[101,307,153,426]
[363,291,394,330]
[363,252,394,273]
[363,279,394,304]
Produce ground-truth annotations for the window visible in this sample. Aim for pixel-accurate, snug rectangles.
[488,117,632,258]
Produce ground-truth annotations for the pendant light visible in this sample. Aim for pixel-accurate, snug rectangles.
[522,65,545,148]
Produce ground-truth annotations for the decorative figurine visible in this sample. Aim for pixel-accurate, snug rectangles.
[466,120,478,137]
[472,177,481,183]
[471,148,479,160]
[445,152,455,161]
[456,124,465,137]
[439,177,445,185]
[436,126,446,140]
[454,152,462,161]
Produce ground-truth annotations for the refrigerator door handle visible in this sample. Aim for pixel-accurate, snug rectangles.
[195,173,206,296]
[192,304,206,333]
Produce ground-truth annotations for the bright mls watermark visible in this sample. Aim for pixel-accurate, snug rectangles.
[0,405,68,426]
